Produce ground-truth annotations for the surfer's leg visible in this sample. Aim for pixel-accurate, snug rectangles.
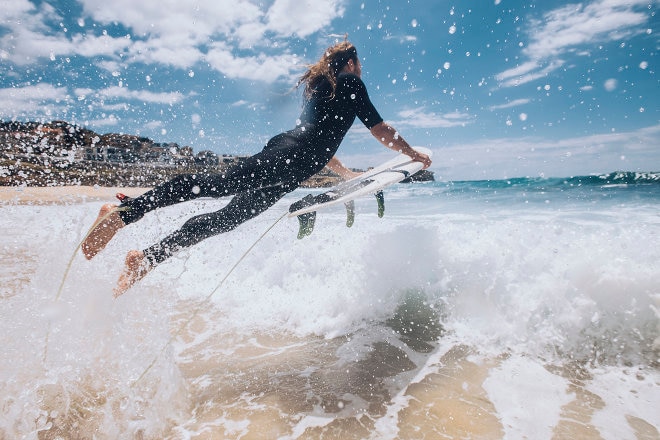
[117,152,295,225]
[113,185,293,296]
[141,185,292,266]
[117,173,228,224]
[81,203,126,260]
[82,173,212,259]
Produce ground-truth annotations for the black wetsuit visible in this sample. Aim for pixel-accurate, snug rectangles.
[118,73,383,265]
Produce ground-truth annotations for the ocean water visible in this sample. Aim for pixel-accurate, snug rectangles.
[1,172,658,439]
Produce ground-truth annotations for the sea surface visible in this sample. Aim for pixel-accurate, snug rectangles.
[1,171,658,439]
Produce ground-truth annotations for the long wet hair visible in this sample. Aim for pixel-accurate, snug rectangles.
[297,41,358,99]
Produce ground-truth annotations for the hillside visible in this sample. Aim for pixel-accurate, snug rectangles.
[0,120,433,188]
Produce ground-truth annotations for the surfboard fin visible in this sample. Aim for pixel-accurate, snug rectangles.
[344,200,355,228]
[296,212,316,239]
[289,194,317,239]
[289,190,383,237]
[375,191,385,218]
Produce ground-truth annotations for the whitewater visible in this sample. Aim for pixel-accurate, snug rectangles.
[1,172,658,439]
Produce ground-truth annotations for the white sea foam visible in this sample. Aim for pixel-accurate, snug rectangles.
[1,181,658,437]
[483,355,573,439]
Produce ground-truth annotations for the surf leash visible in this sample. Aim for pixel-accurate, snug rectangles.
[55,205,127,301]
[130,211,288,387]
[44,203,127,363]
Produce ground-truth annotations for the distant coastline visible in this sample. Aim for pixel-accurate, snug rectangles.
[0,120,434,188]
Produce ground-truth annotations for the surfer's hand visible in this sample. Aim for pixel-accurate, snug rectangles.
[410,150,432,169]
[326,156,362,180]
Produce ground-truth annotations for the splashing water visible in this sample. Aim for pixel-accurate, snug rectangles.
[1,177,658,438]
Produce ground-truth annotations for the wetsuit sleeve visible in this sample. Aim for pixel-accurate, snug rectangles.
[342,75,384,129]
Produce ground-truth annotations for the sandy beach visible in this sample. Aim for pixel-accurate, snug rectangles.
[0,186,150,204]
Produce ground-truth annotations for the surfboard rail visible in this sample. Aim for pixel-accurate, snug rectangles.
[289,146,431,218]
[288,147,432,237]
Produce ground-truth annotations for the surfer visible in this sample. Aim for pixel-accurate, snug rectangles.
[81,41,432,297]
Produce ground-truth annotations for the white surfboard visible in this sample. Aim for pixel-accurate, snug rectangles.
[289,146,432,217]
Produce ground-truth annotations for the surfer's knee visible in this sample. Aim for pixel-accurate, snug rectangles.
[185,212,241,236]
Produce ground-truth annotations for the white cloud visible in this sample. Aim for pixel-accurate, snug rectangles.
[86,114,120,127]
[489,98,531,111]
[74,86,184,105]
[341,123,660,180]
[0,0,347,82]
[266,0,346,37]
[144,120,164,130]
[383,34,418,44]
[79,0,264,38]
[496,0,650,88]
[129,39,203,69]
[71,33,133,59]
[205,42,300,82]
[80,0,346,78]
[1,0,36,16]
[233,22,270,49]
[0,1,130,65]
[496,59,565,88]
[434,123,660,180]
[525,0,648,57]
[396,108,473,129]
[0,83,70,118]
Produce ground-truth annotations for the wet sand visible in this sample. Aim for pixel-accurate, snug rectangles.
[0,186,150,205]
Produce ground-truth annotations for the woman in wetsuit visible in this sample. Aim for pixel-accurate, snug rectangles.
[82,41,432,296]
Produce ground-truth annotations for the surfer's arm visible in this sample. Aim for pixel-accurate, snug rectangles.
[370,122,432,169]
[326,156,362,180]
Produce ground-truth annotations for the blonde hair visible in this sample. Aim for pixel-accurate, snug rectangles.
[298,41,358,99]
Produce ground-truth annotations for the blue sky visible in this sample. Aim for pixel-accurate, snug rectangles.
[1,0,657,180]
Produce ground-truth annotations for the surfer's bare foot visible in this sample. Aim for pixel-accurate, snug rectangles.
[81,203,125,260]
[114,250,151,298]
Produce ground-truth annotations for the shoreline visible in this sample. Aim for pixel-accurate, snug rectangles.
[0,186,150,205]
